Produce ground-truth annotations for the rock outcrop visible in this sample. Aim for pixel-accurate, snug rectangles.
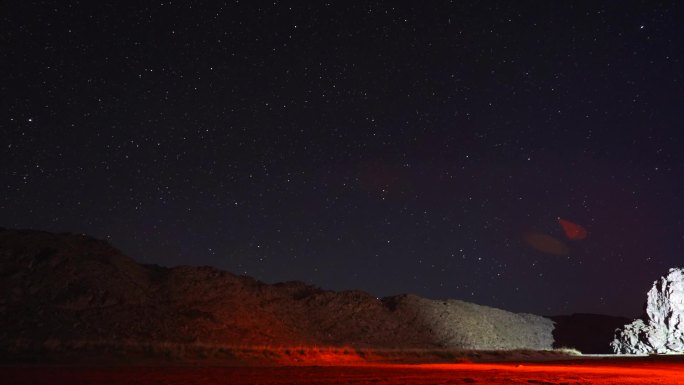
[612,268,684,354]
[0,228,559,361]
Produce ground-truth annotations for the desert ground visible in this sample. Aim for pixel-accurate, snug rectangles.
[4,357,684,385]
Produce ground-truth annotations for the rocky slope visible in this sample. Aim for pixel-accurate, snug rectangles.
[0,228,564,361]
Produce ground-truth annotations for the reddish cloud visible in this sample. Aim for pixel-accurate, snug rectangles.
[558,218,588,240]
[523,232,570,256]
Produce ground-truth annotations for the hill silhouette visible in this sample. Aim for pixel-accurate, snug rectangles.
[0,228,619,361]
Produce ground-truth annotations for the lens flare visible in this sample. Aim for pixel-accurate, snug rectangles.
[558,218,587,240]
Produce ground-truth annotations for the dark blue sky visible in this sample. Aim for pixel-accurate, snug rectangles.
[2,1,683,317]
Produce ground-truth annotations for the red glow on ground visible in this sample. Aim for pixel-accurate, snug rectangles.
[4,361,684,384]
[273,347,366,365]
[558,217,588,240]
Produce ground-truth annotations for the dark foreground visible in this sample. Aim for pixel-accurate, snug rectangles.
[4,360,684,385]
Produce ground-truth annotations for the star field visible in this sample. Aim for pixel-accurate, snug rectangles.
[2,1,684,317]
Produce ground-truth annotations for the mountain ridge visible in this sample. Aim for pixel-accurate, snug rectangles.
[0,228,622,361]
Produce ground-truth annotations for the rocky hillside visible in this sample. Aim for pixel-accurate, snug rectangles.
[0,228,559,361]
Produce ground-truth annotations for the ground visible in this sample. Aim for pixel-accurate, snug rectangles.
[4,358,684,385]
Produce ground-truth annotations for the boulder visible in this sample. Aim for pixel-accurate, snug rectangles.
[612,268,684,354]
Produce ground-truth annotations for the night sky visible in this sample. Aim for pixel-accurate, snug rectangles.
[2,1,683,317]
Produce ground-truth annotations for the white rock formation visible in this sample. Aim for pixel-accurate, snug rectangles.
[612,268,684,354]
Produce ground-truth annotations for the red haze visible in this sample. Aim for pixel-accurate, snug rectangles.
[558,217,588,240]
[523,232,570,255]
